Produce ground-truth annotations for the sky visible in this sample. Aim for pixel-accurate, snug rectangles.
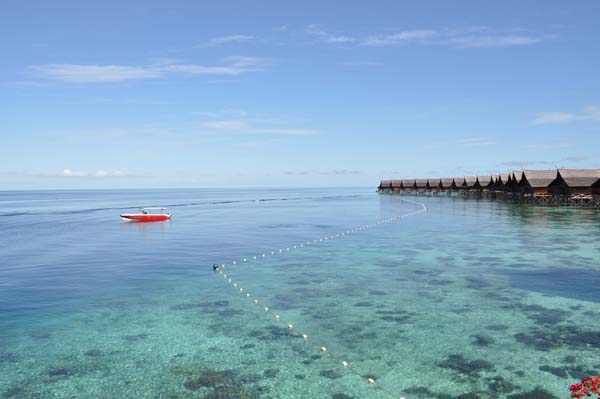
[1,0,599,189]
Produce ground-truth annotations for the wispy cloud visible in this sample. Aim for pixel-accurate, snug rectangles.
[454,137,497,147]
[319,169,361,175]
[340,61,383,67]
[307,25,549,48]
[204,34,256,47]
[424,137,496,149]
[499,160,554,167]
[237,139,285,148]
[530,106,600,125]
[283,169,361,176]
[499,155,589,168]
[522,143,574,149]
[33,169,131,178]
[30,57,266,83]
[202,120,319,136]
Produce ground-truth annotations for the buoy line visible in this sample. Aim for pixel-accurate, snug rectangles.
[213,198,427,399]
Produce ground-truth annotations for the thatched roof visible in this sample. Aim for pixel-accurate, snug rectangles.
[478,176,493,186]
[464,176,478,186]
[429,178,442,187]
[414,178,429,188]
[454,177,466,186]
[440,178,455,187]
[521,170,557,188]
[380,180,391,187]
[391,179,402,188]
[557,169,600,187]
[402,179,415,188]
[512,171,523,181]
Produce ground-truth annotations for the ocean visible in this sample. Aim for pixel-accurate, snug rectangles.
[1,188,599,399]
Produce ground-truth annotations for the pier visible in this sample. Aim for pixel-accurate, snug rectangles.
[378,169,600,208]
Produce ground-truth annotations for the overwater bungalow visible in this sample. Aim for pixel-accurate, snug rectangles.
[519,170,558,195]
[509,172,523,193]
[439,178,456,191]
[454,177,466,190]
[495,174,510,191]
[415,178,430,192]
[402,179,416,191]
[478,176,494,191]
[464,176,479,191]
[378,168,600,208]
[391,179,402,193]
[379,180,392,192]
[550,169,600,196]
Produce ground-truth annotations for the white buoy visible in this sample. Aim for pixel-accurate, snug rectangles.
[234,283,237,287]
[368,378,375,385]
[228,279,232,283]
[243,258,247,262]
[253,256,257,260]
[264,307,269,312]
[233,261,237,265]
[320,347,327,353]
[240,288,243,292]
[262,254,265,257]
[286,247,290,251]
[275,314,280,320]
[302,334,308,340]
[288,324,293,330]
[254,299,259,305]
[246,293,250,298]
[342,361,348,368]
[279,249,282,253]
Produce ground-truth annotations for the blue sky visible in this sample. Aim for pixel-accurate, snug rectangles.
[1,0,599,189]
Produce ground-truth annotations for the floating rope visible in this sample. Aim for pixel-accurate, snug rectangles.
[213,198,426,399]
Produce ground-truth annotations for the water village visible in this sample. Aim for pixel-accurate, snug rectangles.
[378,169,600,208]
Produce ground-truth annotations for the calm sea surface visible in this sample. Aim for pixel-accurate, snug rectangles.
[1,188,599,399]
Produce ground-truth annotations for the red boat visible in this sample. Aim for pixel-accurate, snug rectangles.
[120,208,171,222]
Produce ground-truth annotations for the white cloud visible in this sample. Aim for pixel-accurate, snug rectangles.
[61,168,86,177]
[30,57,266,83]
[307,25,548,48]
[30,65,162,83]
[522,143,574,149]
[530,106,600,125]
[201,119,318,136]
[53,169,129,178]
[205,34,255,46]
[454,137,496,147]
[361,30,436,46]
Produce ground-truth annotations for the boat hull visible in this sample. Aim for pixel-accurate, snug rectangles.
[120,214,171,222]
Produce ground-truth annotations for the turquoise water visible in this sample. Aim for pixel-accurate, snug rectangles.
[1,189,599,399]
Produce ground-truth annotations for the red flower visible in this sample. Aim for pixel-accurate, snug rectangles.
[570,376,600,398]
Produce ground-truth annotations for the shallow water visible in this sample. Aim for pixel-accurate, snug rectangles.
[1,189,599,399]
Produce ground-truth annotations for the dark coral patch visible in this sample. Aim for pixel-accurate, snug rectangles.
[332,394,354,399]
[506,388,559,399]
[84,349,103,357]
[488,376,515,393]
[471,334,495,347]
[263,368,279,378]
[123,333,148,342]
[200,386,258,399]
[456,391,498,399]
[438,354,494,376]
[319,369,343,379]
[183,369,238,390]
